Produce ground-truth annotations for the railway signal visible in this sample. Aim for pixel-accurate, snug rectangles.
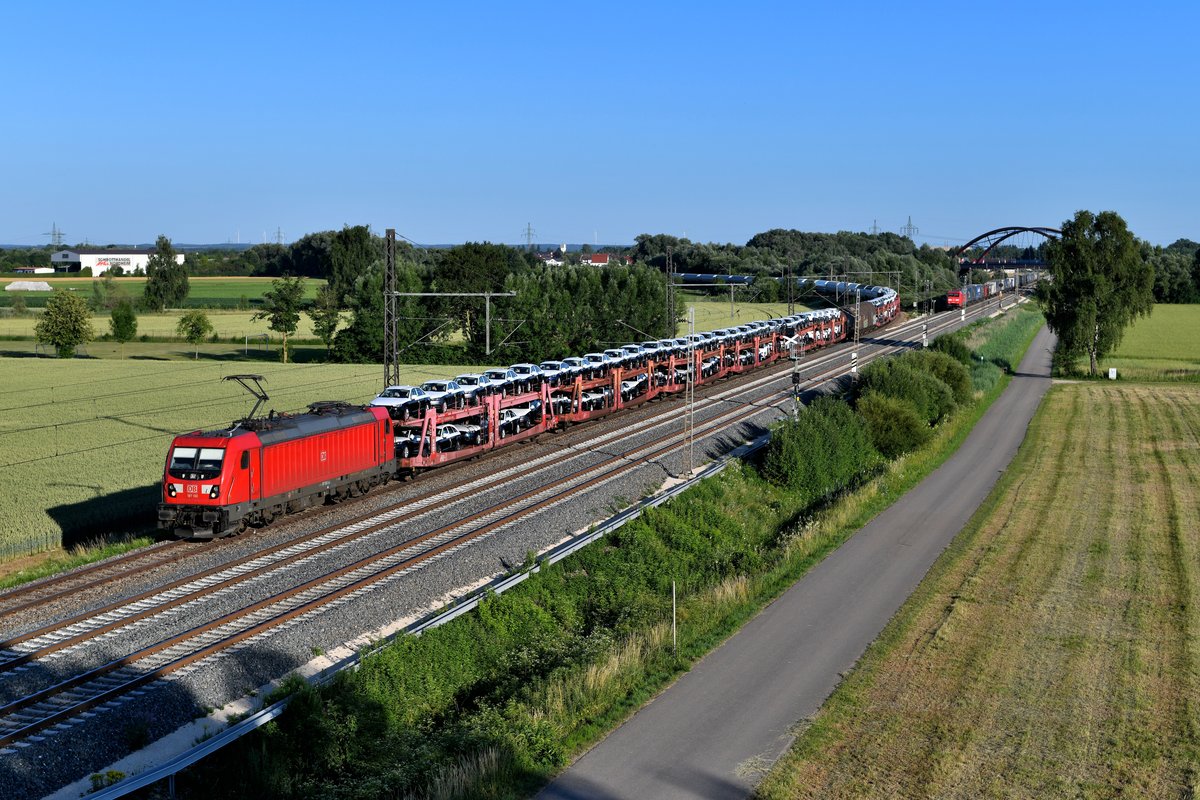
[789,335,804,417]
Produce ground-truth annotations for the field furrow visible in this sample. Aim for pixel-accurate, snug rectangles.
[759,382,1200,800]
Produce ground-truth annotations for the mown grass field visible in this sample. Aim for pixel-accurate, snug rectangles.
[0,275,324,308]
[757,381,1200,799]
[0,309,340,341]
[1097,304,1200,380]
[0,359,464,561]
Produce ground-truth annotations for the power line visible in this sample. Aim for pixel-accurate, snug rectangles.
[42,223,65,247]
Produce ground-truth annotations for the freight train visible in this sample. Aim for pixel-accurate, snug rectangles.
[159,284,899,540]
[944,272,1036,309]
[678,269,1037,315]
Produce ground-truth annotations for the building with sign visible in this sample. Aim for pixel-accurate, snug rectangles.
[50,248,185,276]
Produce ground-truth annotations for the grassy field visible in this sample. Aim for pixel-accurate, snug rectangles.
[679,297,812,335]
[757,381,1200,799]
[1095,304,1200,381]
[0,358,464,560]
[0,275,324,308]
[0,309,341,341]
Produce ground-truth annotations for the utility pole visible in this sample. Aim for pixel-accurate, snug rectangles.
[728,262,734,322]
[922,279,931,349]
[786,264,794,316]
[686,305,696,473]
[851,288,861,376]
[665,246,675,337]
[901,215,919,240]
[523,222,536,252]
[384,229,399,387]
[870,219,880,236]
[384,226,518,385]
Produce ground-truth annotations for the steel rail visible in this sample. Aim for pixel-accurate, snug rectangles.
[0,541,190,615]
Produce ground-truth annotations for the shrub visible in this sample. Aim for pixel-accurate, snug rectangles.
[762,396,879,501]
[929,333,971,366]
[908,349,974,406]
[856,391,931,457]
[858,358,955,425]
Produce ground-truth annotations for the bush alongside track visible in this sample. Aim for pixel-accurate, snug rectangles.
[172,305,1046,800]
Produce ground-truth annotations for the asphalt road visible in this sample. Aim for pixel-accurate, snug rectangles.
[538,325,1057,800]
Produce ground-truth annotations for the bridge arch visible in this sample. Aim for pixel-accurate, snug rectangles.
[953,226,1061,264]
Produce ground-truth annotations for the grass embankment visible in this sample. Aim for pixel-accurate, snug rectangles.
[170,304,1046,799]
[757,385,1200,796]
[0,359,463,565]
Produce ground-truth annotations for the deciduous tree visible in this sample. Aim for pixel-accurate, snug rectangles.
[176,310,213,360]
[333,260,425,364]
[109,298,138,349]
[329,225,380,305]
[307,284,342,358]
[35,289,94,357]
[1042,210,1154,375]
[142,235,189,311]
[254,276,306,363]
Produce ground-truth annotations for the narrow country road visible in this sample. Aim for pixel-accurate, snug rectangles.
[538,326,1057,800]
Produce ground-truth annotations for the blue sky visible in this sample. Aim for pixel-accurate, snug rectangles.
[4,1,1197,247]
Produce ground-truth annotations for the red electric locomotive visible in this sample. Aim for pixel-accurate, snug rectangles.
[158,376,395,540]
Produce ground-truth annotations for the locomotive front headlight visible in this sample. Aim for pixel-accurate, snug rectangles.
[209,486,220,499]
[167,485,177,497]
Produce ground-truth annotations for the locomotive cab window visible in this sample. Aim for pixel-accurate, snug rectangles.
[168,447,226,480]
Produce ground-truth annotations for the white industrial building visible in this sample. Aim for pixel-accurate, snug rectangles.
[50,248,185,276]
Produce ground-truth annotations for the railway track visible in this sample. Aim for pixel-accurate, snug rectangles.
[0,303,990,660]
[0,304,984,619]
[0,301,1007,752]
[0,366,790,672]
[0,384,783,748]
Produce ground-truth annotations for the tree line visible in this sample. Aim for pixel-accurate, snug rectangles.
[24,218,1200,368]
